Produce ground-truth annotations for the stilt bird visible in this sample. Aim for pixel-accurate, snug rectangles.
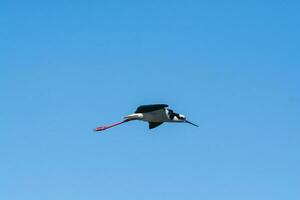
[94,104,198,131]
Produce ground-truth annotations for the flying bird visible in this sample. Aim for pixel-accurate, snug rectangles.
[94,104,198,131]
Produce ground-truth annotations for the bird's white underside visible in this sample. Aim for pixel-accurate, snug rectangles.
[125,109,183,123]
[142,109,170,122]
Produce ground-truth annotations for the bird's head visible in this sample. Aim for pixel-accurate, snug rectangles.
[177,114,186,121]
[177,114,198,127]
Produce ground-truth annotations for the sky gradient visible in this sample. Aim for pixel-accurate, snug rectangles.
[1,1,300,200]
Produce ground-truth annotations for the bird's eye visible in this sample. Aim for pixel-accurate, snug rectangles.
[179,115,185,120]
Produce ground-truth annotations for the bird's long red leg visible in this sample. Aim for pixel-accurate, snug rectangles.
[94,119,131,132]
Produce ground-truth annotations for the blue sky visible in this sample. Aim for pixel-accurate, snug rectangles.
[1,1,299,199]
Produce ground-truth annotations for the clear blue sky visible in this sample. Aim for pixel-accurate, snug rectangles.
[1,1,299,199]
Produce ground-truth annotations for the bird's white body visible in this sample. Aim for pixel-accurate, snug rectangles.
[142,109,171,122]
[125,109,184,123]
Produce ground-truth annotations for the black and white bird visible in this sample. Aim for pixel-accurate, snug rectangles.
[94,104,198,131]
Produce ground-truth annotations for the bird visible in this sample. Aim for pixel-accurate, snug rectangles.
[94,104,198,131]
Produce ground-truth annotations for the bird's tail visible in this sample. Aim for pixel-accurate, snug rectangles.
[124,113,143,120]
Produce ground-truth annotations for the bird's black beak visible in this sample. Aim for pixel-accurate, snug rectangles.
[185,120,199,127]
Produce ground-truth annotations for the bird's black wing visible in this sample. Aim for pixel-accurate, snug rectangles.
[135,104,168,113]
[149,122,164,129]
